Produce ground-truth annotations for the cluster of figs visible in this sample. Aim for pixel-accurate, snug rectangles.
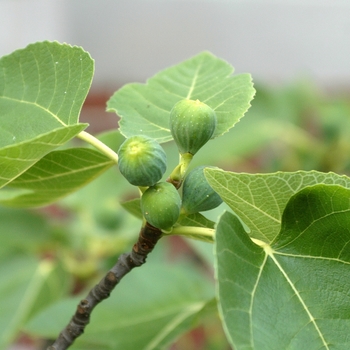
[117,98,223,231]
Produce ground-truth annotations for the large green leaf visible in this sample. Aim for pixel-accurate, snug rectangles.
[0,207,51,258]
[0,41,94,187]
[216,185,350,350]
[205,169,350,242]
[0,148,114,207]
[25,263,214,350]
[0,256,71,348]
[107,52,255,143]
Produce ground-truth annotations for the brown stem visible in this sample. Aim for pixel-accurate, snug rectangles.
[47,222,162,350]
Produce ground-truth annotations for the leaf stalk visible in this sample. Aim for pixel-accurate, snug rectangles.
[77,131,119,164]
[168,225,215,241]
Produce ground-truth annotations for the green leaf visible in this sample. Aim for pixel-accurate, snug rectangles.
[0,207,51,257]
[120,198,142,219]
[205,169,350,242]
[215,185,350,350]
[0,148,114,207]
[107,51,255,143]
[0,124,87,189]
[0,256,71,348]
[26,263,214,350]
[178,212,215,229]
[0,41,94,187]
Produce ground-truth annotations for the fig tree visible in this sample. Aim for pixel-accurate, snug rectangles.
[181,166,223,214]
[141,182,181,231]
[169,99,217,155]
[118,135,167,186]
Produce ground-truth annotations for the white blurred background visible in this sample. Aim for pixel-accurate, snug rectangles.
[1,0,350,91]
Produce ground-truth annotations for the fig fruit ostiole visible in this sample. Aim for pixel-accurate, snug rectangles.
[117,135,167,187]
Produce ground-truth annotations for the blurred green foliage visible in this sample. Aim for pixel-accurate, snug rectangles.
[1,80,350,349]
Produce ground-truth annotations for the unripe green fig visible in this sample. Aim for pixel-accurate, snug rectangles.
[181,166,223,214]
[169,99,217,155]
[141,182,181,230]
[118,135,166,186]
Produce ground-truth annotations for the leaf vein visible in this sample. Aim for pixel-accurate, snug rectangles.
[268,251,329,349]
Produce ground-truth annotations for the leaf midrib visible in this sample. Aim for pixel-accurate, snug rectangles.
[99,300,207,331]
[3,260,53,347]
[0,95,67,127]
[186,64,201,99]
[274,251,350,265]
[265,248,329,349]
[11,159,113,185]
[143,301,206,350]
